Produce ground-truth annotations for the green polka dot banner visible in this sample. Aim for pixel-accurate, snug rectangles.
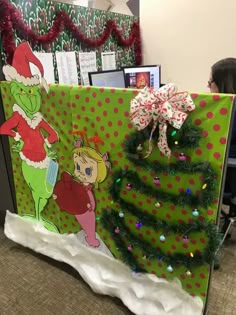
[0,82,234,306]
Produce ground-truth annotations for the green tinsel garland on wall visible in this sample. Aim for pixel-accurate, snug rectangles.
[110,164,217,208]
[101,209,221,272]
[100,117,221,271]
[124,118,202,162]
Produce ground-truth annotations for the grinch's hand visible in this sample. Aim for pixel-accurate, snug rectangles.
[47,149,58,160]
[12,139,24,153]
[44,143,57,160]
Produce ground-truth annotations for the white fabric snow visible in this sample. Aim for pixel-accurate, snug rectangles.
[4,211,203,315]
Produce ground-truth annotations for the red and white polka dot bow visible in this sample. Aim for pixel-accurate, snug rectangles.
[130,83,195,158]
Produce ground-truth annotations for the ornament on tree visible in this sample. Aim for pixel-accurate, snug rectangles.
[135,221,143,229]
[186,188,192,195]
[202,183,207,190]
[114,227,120,234]
[127,245,133,251]
[179,153,186,161]
[153,177,160,185]
[126,183,132,190]
[192,209,199,217]
[183,236,189,243]
[160,235,166,242]
[155,201,161,208]
[167,265,173,272]
[119,211,125,218]
[186,270,192,276]
[137,144,143,151]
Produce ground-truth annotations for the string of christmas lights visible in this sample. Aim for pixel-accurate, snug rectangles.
[100,117,221,272]
[101,209,221,273]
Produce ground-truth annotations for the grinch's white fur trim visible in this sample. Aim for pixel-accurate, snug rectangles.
[44,138,52,148]
[3,65,40,86]
[14,132,21,141]
[4,212,203,315]
[41,77,49,93]
[19,152,50,169]
[13,104,43,129]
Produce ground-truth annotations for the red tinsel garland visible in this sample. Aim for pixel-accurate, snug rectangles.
[0,0,142,65]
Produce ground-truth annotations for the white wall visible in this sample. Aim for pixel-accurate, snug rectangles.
[110,0,133,15]
[53,0,88,6]
[53,0,133,15]
[140,0,236,92]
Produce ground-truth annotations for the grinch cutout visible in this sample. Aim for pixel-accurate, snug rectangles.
[53,139,111,247]
[0,42,59,232]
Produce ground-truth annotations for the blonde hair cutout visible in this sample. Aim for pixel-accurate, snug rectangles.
[73,146,108,189]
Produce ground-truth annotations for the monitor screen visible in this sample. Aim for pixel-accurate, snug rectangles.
[88,70,125,88]
[123,65,161,89]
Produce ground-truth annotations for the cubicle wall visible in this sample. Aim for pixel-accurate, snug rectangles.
[0,58,16,225]
[0,0,139,225]
[0,82,233,311]
[1,0,138,83]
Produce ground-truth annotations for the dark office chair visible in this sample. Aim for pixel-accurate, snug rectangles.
[220,97,236,240]
[217,97,236,249]
[220,158,236,242]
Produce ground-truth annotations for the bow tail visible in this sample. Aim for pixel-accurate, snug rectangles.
[144,121,158,158]
[157,123,171,158]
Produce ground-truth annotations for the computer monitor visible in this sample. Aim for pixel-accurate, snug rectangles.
[88,69,125,88]
[123,65,161,89]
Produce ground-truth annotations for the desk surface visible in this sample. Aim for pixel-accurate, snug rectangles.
[228,158,236,167]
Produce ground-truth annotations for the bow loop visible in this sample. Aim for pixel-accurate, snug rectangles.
[158,101,173,122]
[130,84,195,158]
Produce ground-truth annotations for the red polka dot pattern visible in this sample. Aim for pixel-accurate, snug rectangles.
[0,83,233,304]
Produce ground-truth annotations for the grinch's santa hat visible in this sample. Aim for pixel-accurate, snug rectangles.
[3,41,48,92]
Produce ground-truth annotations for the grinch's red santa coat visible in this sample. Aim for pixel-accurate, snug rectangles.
[0,42,58,169]
[0,105,58,168]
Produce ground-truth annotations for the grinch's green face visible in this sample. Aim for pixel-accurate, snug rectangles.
[10,81,41,118]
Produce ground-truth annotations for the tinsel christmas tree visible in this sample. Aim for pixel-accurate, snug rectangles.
[101,119,221,274]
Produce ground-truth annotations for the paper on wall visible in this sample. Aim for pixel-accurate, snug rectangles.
[55,51,78,85]
[78,52,97,85]
[101,51,116,71]
[30,52,55,84]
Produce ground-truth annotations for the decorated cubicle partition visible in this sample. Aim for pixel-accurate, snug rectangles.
[0,74,233,314]
[0,0,141,80]
[0,0,141,221]
[0,1,234,314]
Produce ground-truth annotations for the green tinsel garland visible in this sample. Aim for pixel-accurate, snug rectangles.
[101,209,221,271]
[124,118,202,163]
[110,165,216,208]
[100,118,221,270]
